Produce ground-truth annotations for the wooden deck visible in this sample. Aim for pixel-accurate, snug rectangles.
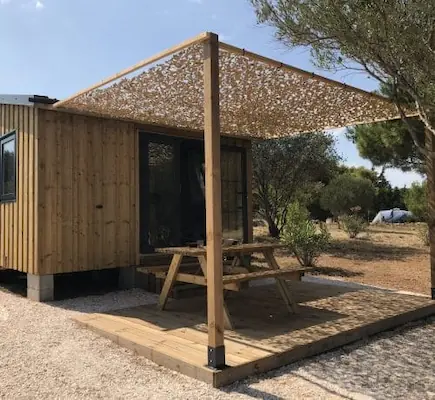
[74,280,435,387]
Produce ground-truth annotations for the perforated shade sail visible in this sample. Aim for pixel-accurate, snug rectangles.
[55,32,411,139]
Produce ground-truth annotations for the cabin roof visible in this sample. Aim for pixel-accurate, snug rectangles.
[0,94,58,107]
[53,32,414,139]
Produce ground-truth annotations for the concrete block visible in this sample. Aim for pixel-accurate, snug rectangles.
[118,267,136,290]
[27,274,54,302]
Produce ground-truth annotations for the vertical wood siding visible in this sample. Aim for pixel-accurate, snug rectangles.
[37,110,138,275]
[0,105,252,276]
[0,104,38,273]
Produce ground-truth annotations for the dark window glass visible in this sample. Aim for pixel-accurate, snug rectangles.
[148,141,180,247]
[221,149,245,241]
[0,132,16,202]
[140,133,247,250]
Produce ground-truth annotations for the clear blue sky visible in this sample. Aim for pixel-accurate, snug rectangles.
[0,0,423,187]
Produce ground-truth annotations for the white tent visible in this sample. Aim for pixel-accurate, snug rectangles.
[371,208,413,224]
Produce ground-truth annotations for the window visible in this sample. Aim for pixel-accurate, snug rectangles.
[0,131,16,202]
[148,140,180,247]
[221,147,247,242]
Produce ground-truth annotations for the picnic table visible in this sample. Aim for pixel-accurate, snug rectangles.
[150,243,310,329]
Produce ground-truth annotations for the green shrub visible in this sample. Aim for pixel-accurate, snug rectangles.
[417,223,430,246]
[404,181,427,222]
[282,202,330,266]
[341,214,367,238]
[320,173,375,217]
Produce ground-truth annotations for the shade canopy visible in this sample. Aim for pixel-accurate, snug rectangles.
[55,32,409,139]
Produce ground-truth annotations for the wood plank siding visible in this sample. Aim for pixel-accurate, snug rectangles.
[0,104,38,273]
[0,104,251,276]
[37,109,138,275]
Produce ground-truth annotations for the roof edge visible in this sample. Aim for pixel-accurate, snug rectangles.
[0,94,58,106]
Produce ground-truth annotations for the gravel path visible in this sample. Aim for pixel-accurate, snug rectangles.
[0,287,434,400]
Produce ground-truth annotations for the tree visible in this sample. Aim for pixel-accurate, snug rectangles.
[340,165,378,183]
[373,173,406,213]
[404,181,428,221]
[346,83,425,173]
[250,0,435,155]
[253,132,340,237]
[346,121,425,173]
[320,173,375,217]
[337,165,406,217]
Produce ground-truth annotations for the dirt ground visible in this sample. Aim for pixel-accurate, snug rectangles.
[255,223,431,296]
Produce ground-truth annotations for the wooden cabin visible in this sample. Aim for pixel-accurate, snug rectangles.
[2,32,432,373]
[0,94,253,301]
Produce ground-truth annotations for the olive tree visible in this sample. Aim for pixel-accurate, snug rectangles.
[250,0,435,154]
[320,173,375,217]
[253,132,339,237]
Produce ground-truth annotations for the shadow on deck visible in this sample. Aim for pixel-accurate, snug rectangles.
[74,280,435,387]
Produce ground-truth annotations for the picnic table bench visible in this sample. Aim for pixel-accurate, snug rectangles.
[150,243,311,329]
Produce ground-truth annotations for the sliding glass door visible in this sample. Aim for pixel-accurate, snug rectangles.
[140,134,181,252]
[139,132,247,253]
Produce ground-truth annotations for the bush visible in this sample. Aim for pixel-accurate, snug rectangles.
[404,181,427,222]
[417,223,430,246]
[341,214,367,238]
[281,202,330,266]
[320,173,375,217]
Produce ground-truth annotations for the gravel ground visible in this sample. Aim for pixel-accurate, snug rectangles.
[0,287,434,400]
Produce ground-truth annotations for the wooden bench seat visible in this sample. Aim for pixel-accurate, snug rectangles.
[140,262,200,274]
[140,260,242,275]
[222,267,312,284]
[153,266,310,290]
[154,271,242,292]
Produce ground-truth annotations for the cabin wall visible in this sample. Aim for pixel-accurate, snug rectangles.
[37,109,138,275]
[36,108,253,276]
[0,105,38,273]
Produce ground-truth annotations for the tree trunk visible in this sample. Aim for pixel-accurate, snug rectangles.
[425,128,435,300]
[267,219,280,238]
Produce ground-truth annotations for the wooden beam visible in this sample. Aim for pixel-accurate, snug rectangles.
[291,114,419,137]
[425,127,435,300]
[54,32,210,109]
[221,267,311,284]
[197,255,234,330]
[158,254,183,310]
[203,32,225,368]
[263,250,299,313]
[154,271,241,291]
[144,262,200,271]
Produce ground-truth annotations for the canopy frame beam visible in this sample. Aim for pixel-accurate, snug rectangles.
[54,32,210,109]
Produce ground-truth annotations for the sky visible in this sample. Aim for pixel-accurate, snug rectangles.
[0,0,423,187]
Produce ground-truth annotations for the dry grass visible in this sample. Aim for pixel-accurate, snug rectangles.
[255,223,431,296]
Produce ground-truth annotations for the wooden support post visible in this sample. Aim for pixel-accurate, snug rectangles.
[198,256,234,330]
[203,32,226,368]
[425,128,435,300]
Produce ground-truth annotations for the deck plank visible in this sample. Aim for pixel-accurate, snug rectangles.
[168,327,274,360]
[74,280,435,387]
